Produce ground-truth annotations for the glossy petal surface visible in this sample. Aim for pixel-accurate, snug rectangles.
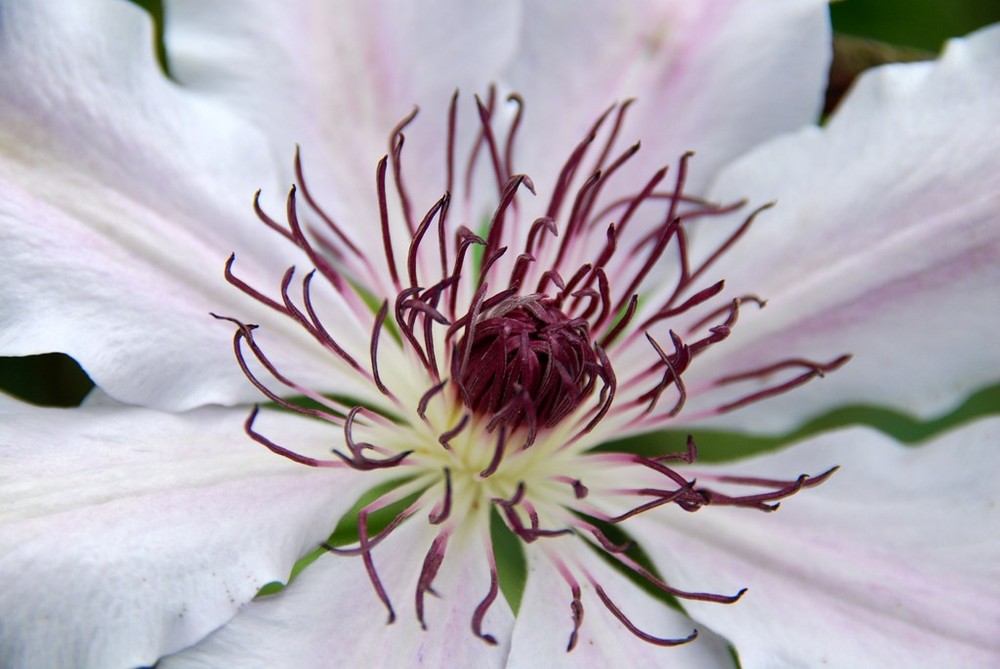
[162,520,514,668]
[0,0,355,409]
[629,419,1000,668]
[697,25,1000,431]
[0,398,370,669]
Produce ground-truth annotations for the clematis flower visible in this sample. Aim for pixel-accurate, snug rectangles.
[1,2,998,669]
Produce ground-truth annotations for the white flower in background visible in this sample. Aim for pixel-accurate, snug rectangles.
[0,2,998,668]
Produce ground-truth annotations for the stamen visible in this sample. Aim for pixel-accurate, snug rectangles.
[567,580,585,652]
[417,379,449,420]
[464,85,497,198]
[376,156,401,287]
[472,549,501,646]
[446,89,458,198]
[474,94,509,196]
[653,434,698,464]
[592,582,698,647]
[293,147,365,260]
[215,315,350,420]
[583,524,634,554]
[552,170,602,272]
[252,190,295,244]
[479,427,508,478]
[602,484,695,523]
[598,294,638,348]
[389,106,420,235]
[438,413,470,450]
[369,300,393,397]
[407,192,450,289]
[428,469,453,525]
[685,201,775,293]
[481,175,535,287]
[416,532,450,629]
[546,103,615,221]
[640,279,726,329]
[685,294,765,337]
[284,187,349,293]
[639,332,688,416]
[493,484,574,542]
[615,152,694,312]
[286,268,365,372]
[503,93,525,179]
[224,254,284,314]
[612,551,746,604]
[323,488,424,557]
[714,354,853,415]
[588,98,635,177]
[338,406,412,470]
[243,406,339,468]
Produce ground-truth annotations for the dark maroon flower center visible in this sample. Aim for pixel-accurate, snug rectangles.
[452,295,598,431]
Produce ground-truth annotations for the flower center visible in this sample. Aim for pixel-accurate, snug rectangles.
[452,295,598,434]
[218,87,848,653]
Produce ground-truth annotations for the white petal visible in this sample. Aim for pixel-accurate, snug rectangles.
[162,518,514,668]
[0,0,370,409]
[165,1,523,254]
[505,0,831,193]
[0,397,376,669]
[628,419,1000,668]
[166,0,521,149]
[0,171,377,411]
[507,547,734,668]
[696,24,1000,431]
[165,1,830,266]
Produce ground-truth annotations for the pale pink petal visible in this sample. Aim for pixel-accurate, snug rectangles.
[164,1,830,267]
[628,419,1000,668]
[166,0,522,153]
[161,519,514,668]
[165,0,524,260]
[693,25,1000,431]
[0,0,375,409]
[507,0,832,192]
[507,547,734,668]
[0,397,377,669]
[0,172,383,411]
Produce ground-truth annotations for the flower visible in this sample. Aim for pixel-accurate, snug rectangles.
[1,2,999,669]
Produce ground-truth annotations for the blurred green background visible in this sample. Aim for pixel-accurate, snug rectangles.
[830,0,1000,50]
[1,0,998,454]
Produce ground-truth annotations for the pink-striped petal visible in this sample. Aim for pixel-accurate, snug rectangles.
[628,418,1000,667]
[0,397,375,669]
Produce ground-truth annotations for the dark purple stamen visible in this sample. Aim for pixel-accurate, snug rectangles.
[567,582,584,652]
[416,532,449,629]
[492,483,574,543]
[472,562,500,646]
[593,583,698,647]
[428,469,452,525]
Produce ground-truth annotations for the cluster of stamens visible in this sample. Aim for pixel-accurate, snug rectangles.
[452,294,601,436]
[218,87,847,650]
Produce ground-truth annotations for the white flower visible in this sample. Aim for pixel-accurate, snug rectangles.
[1,2,998,668]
